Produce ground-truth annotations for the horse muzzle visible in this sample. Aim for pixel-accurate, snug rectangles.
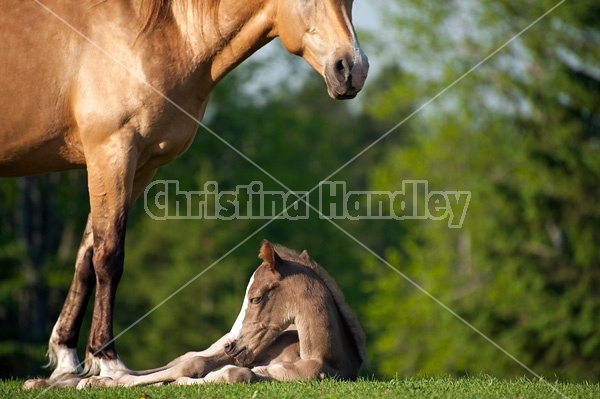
[324,48,369,100]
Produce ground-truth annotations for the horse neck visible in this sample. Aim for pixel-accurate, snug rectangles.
[167,0,278,84]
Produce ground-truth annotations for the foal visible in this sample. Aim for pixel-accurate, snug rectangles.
[81,240,365,386]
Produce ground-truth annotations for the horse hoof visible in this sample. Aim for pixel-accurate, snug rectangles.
[77,376,117,389]
[23,374,83,389]
[23,379,50,389]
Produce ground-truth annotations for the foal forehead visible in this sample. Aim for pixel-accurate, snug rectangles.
[248,263,276,290]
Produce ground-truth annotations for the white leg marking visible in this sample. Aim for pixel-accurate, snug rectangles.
[48,325,82,377]
[99,357,129,378]
[83,354,102,376]
[49,345,82,378]
[75,358,130,389]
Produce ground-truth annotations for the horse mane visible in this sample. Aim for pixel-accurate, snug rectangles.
[273,245,367,365]
[139,0,221,33]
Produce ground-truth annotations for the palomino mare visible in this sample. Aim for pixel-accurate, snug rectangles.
[1,0,368,389]
[76,240,365,387]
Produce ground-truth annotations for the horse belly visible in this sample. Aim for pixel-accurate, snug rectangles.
[0,138,85,177]
[0,1,85,177]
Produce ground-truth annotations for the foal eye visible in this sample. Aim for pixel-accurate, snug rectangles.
[249,296,262,304]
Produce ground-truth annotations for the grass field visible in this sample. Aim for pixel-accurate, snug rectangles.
[2,376,598,399]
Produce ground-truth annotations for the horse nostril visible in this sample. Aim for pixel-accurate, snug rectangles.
[334,58,351,82]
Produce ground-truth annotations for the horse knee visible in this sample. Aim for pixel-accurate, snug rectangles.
[91,215,127,283]
[92,242,124,283]
[74,247,95,283]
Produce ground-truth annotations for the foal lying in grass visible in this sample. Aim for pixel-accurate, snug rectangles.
[79,240,365,387]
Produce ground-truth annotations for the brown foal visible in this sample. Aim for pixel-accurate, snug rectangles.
[76,240,365,387]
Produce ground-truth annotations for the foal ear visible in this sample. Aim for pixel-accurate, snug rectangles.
[259,240,282,272]
[299,249,310,262]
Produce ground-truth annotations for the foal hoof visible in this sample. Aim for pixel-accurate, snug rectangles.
[77,376,117,389]
[23,374,82,389]
[175,376,206,385]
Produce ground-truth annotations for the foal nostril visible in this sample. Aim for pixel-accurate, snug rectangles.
[224,341,234,353]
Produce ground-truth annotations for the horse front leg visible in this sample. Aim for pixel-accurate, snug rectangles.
[23,215,96,389]
[75,164,160,388]
[82,206,127,377]
[73,147,142,387]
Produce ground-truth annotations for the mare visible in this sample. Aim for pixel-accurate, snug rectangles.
[76,240,366,387]
[0,0,368,388]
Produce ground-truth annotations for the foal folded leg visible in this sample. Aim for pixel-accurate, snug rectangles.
[251,359,335,381]
[174,361,330,385]
[114,354,230,387]
[91,334,234,387]
[174,365,258,385]
[161,334,233,368]
[23,216,96,389]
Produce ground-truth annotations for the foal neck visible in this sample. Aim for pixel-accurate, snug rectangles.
[289,271,359,369]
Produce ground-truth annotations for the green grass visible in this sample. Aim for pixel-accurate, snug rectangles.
[2,376,598,399]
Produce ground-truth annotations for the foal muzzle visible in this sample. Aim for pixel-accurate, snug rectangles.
[224,340,255,367]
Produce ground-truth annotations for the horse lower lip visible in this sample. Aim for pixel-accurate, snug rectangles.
[327,84,358,100]
[334,92,357,100]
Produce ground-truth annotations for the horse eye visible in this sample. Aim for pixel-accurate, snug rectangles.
[249,296,262,304]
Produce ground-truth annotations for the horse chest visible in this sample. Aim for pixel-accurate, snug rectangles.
[71,65,209,170]
[134,97,208,169]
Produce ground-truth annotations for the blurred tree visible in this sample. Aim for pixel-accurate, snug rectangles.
[0,171,88,377]
[362,0,600,381]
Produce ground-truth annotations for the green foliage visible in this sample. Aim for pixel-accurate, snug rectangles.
[362,0,600,382]
[0,172,89,376]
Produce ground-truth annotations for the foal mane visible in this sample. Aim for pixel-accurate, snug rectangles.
[273,245,367,364]
[139,0,221,33]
